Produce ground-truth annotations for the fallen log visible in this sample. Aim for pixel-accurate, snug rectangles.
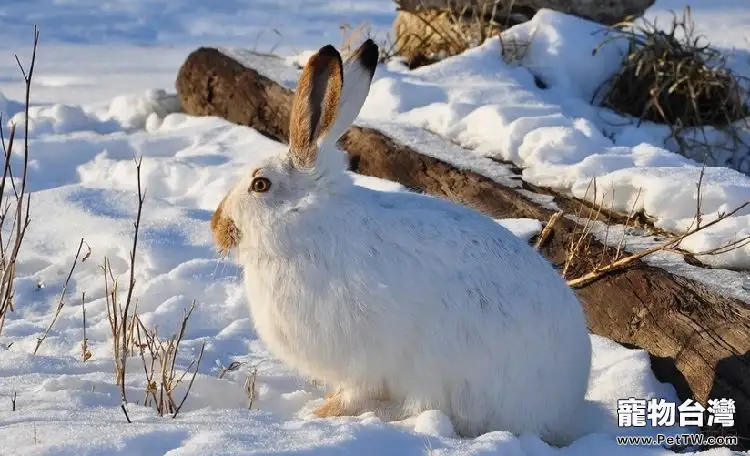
[176,47,750,448]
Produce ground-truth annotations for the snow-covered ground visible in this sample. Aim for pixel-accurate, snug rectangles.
[0,1,749,455]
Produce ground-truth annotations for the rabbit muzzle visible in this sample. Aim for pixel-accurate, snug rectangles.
[211,196,240,255]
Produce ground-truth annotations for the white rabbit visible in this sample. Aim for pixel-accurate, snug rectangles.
[212,39,593,445]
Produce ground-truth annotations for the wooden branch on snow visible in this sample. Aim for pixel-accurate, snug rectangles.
[176,47,750,448]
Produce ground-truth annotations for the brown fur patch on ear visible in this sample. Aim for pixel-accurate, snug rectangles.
[289,45,343,169]
[211,196,239,254]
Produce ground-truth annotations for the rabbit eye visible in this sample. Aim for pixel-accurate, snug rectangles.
[250,177,272,193]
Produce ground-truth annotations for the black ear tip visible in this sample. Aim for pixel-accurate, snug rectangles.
[318,44,341,60]
[357,39,379,74]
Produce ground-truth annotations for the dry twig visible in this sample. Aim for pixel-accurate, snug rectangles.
[534,210,563,250]
[564,170,749,288]
[172,341,206,418]
[132,301,205,418]
[0,27,36,339]
[217,361,243,380]
[34,238,89,354]
[105,156,146,423]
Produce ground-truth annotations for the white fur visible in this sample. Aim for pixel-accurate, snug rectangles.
[221,44,592,445]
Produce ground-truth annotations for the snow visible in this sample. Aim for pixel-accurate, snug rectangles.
[0,0,749,455]
[8,89,181,136]
[502,9,629,103]
[414,410,457,438]
[495,218,543,242]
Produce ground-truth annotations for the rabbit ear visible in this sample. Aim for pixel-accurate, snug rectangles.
[288,45,344,169]
[325,39,379,145]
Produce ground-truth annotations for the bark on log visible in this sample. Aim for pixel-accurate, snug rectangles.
[176,47,750,448]
[393,0,655,26]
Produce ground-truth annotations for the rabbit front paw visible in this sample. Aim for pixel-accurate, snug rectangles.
[313,393,347,417]
[313,388,402,421]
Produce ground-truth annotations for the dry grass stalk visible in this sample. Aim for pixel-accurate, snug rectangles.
[104,259,122,377]
[215,360,262,409]
[0,27,37,339]
[245,365,259,410]
[340,2,532,70]
[594,7,750,166]
[11,391,16,411]
[339,22,401,64]
[563,169,750,288]
[496,1,537,66]
[250,28,285,56]
[339,23,373,55]
[597,7,748,126]
[392,0,524,68]
[133,301,206,418]
[104,256,134,423]
[562,179,606,278]
[81,292,91,362]
[172,341,205,418]
[497,30,534,66]
[33,238,90,354]
[104,256,139,423]
[121,156,146,377]
[133,317,159,409]
[104,156,146,423]
[215,359,263,409]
